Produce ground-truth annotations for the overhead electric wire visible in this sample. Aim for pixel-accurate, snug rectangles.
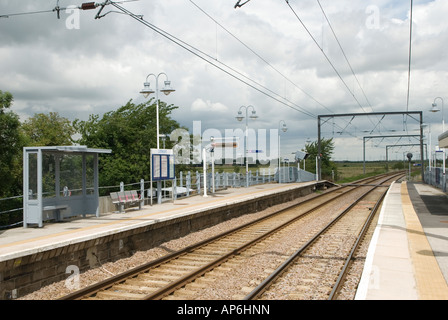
[2,0,367,139]
[406,0,413,112]
[316,0,374,113]
[110,2,318,119]
[403,0,414,136]
[285,0,384,135]
[0,0,138,19]
[285,1,368,114]
[0,9,55,18]
[316,0,387,135]
[234,0,252,9]
[188,0,364,138]
[189,0,338,117]
[285,0,392,138]
[112,2,360,138]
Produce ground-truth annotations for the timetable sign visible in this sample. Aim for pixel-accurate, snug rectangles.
[151,149,175,181]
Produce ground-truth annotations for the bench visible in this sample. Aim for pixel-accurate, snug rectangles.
[110,190,143,212]
[43,204,69,221]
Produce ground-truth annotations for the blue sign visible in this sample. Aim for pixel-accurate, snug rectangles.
[151,149,175,181]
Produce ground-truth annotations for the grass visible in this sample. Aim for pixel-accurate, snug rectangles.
[335,161,388,183]
[183,160,416,184]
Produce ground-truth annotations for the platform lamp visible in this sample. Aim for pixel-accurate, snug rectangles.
[278,120,287,183]
[429,97,446,191]
[430,97,444,132]
[140,72,175,205]
[236,105,258,187]
[140,72,175,149]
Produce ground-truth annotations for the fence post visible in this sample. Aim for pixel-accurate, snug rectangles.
[119,182,124,213]
[139,179,144,209]
[180,171,183,192]
[173,176,177,201]
[196,171,201,195]
[186,171,191,197]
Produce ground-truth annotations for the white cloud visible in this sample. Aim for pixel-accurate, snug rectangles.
[191,98,228,113]
[0,0,447,161]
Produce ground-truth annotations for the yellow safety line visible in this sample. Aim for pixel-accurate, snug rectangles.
[401,182,448,300]
[0,183,299,250]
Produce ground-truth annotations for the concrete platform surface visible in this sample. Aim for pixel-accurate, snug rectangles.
[0,182,319,263]
[356,181,448,300]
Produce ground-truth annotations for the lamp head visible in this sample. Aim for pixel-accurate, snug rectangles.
[249,110,258,119]
[140,82,155,98]
[236,111,244,122]
[430,103,440,113]
[281,122,287,132]
[160,80,175,96]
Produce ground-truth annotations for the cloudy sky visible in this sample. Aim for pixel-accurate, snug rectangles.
[1,0,447,163]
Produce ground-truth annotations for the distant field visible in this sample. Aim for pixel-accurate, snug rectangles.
[190,160,413,184]
[334,162,386,183]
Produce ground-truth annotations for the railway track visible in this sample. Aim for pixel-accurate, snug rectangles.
[245,175,395,300]
[60,172,404,300]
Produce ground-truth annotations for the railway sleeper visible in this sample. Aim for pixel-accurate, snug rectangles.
[126,277,169,286]
[95,290,147,300]
[166,263,200,271]
[176,254,217,262]
[150,267,191,276]
[111,284,159,294]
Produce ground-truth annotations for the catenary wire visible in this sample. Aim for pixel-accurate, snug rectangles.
[189,0,337,116]
[110,2,318,119]
[316,0,374,113]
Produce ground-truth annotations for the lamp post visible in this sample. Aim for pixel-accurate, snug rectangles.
[430,97,445,131]
[236,105,258,187]
[140,72,175,204]
[140,72,175,149]
[421,123,431,173]
[278,120,288,183]
[429,97,446,191]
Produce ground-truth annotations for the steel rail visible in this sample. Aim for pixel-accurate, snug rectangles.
[243,173,402,300]
[60,182,340,299]
[327,180,391,300]
[60,173,400,300]
[142,176,383,299]
[144,173,402,300]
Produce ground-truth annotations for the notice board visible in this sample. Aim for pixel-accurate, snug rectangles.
[151,149,175,181]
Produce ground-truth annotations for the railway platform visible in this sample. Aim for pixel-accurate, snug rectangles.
[355,181,448,300]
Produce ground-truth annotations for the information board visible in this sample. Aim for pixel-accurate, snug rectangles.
[151,149,175,181]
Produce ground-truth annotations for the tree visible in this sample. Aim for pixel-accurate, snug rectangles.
[22,112,75,146]
[74,98,183,190]
[0,90,13,113]
[303,138,338,180]
[0,90,26,227]
[0,90,24,197]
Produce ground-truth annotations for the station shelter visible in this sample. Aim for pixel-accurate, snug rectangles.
[439,130,448,148]
[23,146,111,227]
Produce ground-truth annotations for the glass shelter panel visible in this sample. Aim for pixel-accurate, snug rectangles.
[60,154,83,197]
[86,154,95,195]
[28,153,38,201]
[42,153,56,198]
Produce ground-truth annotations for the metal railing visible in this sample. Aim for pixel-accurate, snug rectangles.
[0,169,276,229]
[0,167,318,229]
[424,166,447,192]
